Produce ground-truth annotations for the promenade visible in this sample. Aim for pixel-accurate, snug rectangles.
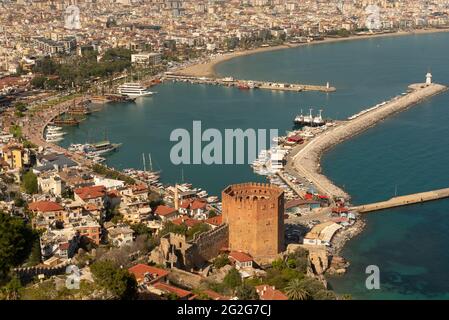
[287,82,447,201]
[22,98,95,167]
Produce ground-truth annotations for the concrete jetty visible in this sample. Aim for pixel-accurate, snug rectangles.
[351,187,449,213]
[289,82,447,201]
[164,74,336,93]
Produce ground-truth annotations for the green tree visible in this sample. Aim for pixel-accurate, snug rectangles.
[159,221,187,237]
[9,125,22,138]
[14,103,27,112]
[285,278,310,300]
[22,140,37,149]
[22,171,38,194]
[31,76,47,89]
[0,214,34,281]
[13,195,26,207]
[223,267,242,289]
[130,223,153,237]
[213,254,230,269]
[90,260,137,300]
[186,223,210,240]
[271,258,285,270]
[235,284,259,300]
[0,276,22,300]
[208,210,217,218]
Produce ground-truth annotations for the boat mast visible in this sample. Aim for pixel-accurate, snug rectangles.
[142,153,146,171]
[148,153,153,172]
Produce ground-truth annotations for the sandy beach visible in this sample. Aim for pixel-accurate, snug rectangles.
[176,28,449,78]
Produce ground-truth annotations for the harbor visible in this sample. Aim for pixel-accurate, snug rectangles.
[164,73,336,93]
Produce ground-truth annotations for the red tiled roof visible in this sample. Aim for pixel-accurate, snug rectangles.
[190,199,207,210]
[179,200,192,209]
[84,203,100,211]
[131,184,148,194]
[152,282,192,298]
[28,201,64,212]
[229,251,253,263]
[107,190,121,198]
[205,215,222,226]
[74,185,106,200]
[128,264,169,284]
[171,215,201,228]
[154,205,177,216]
[332,207,349,213]
[255,285,288,300]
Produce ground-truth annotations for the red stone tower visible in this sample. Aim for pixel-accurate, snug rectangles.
[222,183,284,260]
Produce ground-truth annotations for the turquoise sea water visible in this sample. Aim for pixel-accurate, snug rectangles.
[61,32,449,299]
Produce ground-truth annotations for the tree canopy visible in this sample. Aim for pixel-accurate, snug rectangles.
[90,260,137,300]
[0,213,34,281]
[22,171,38,195]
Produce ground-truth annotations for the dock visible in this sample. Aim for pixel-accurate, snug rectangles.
[351,187,449,213]
[164,74,336,93]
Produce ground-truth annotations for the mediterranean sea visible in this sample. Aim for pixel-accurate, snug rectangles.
[61,32,449,299]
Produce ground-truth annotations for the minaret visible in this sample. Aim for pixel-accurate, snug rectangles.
[174,184,179,211]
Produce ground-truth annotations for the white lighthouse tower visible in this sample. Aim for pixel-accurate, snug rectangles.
[426,72,432,85]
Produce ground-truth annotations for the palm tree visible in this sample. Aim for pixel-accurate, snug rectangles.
[285,279,310,300]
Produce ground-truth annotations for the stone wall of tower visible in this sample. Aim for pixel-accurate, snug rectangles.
[222,183,284,259]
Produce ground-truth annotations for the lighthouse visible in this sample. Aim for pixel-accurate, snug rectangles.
[426,72,432,85]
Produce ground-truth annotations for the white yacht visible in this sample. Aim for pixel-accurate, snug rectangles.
[46,136,64,143]
[117,83,154,98]
[46,131,66,138]
[47,126,63,133]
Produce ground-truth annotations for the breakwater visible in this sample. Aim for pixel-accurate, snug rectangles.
[351,187,449,213]
[289,82,447,201]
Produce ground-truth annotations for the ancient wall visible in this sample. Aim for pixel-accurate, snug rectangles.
[222,183,284,259]
[190,224,228,265]
[150,225,228,271]
[14,262,69,282]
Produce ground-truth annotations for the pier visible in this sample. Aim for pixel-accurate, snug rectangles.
[351,187,449,213]
[288,81,447,201]
[164,74,336,93]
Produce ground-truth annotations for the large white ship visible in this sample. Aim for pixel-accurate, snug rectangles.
[117,83,155,98]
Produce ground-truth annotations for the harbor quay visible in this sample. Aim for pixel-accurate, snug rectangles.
[286,81,448,203]
[164,73,336,93]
